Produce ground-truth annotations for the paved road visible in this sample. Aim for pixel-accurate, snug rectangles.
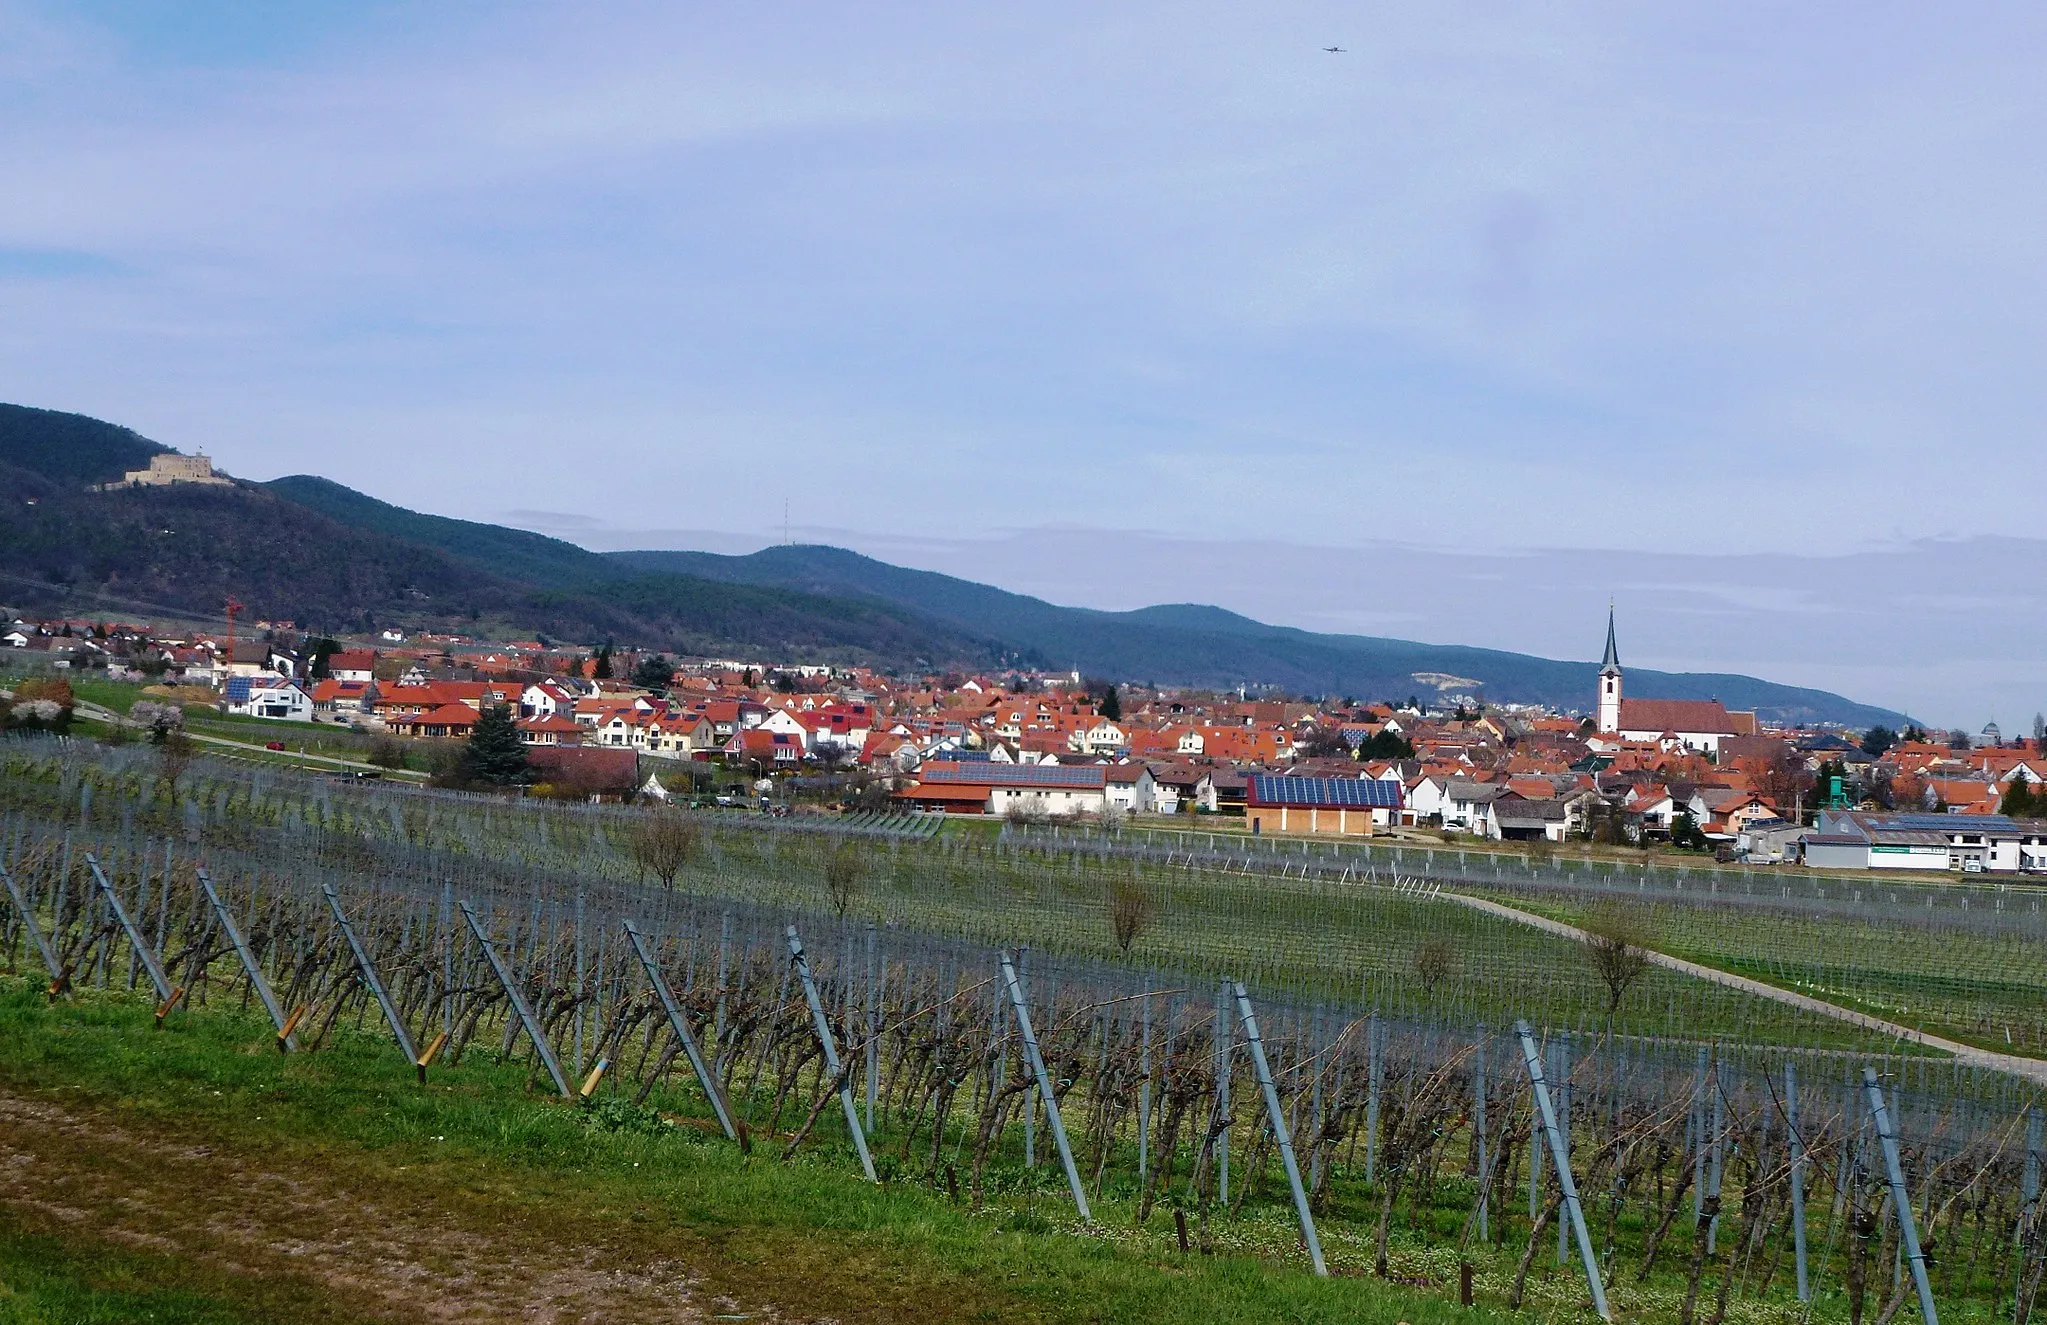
[1447,890,2047,1087]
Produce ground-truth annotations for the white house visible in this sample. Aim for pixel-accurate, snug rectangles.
[221,675,313,722]
[1070,719,1129,756]
[1441,780,1505,835]
[520,680,581,721]
[1103,763,1158,815]
[1405,774,1452,824]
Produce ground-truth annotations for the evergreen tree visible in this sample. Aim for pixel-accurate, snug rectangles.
[1859,725,1897,758]
[631,653,676,691]
[1670,809,1706,850]
[593,644,614,679]
[1357,729,1416,760]
[460,703,530,787]
[1100,685,1121,721]
[2000,780,2037,819]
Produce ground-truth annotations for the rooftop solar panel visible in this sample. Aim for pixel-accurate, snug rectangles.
[1886,813,2019,832]
[922,762,1105,788]
[224,677,252,703]
[1247,775,1403,809]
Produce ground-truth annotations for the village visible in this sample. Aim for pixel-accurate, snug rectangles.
[8,606,2044,876]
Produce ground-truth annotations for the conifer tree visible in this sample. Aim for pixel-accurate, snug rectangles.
[460,703,530,787]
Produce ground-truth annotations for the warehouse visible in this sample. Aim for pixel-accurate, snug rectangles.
[1244,774,1403,837]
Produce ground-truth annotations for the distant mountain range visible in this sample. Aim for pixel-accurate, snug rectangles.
[0,403,1912,727]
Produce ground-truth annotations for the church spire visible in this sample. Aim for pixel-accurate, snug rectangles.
[1599,604,1621,676]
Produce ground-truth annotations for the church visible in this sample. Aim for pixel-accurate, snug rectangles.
[1594,609,1751,757]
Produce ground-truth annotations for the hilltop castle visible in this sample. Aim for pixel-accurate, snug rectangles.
[110,453,233,488]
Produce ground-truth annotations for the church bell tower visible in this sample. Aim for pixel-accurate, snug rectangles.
[1597,607,1623,735]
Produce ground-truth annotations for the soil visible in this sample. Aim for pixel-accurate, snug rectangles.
[0,1089,806,1323]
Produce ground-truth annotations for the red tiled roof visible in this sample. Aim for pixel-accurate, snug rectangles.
[1618,699,1739,736]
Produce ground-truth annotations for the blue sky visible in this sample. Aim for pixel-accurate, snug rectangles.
[2,2,2043,725]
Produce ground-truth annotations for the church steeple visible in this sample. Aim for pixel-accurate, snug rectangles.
[1596,605,1623,734]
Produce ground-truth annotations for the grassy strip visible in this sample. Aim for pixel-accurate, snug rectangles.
[0,1221,353,1325]
[1489,892,2044,1060]
[0,979,1488,1325]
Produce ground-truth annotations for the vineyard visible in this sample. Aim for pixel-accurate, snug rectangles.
[1,736,2044,1323]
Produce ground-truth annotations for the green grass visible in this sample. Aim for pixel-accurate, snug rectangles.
[2,980,2026,1324]
[1495,894,2047,1058]
[0,1224,345,1325]
[669,832,1903,1052]
[0,979,1505,1325]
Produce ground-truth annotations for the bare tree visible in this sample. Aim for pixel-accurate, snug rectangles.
[629,809,702,889]
[823,839,866,918]
[1108,877,1153,955]
[1582,903,1653,1016]
[155,730,195,803]
[1413,937,1458,994]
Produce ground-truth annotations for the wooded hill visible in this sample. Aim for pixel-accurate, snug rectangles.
[0,403,1908,726]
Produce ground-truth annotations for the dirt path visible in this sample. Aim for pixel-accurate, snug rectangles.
[1445,891,2047,1086]
[75,700,428,779]
[0,1090,799,1323]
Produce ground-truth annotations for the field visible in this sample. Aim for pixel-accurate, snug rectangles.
[1484,894,2047,1060]
[0,981,1484,1325]
[1,738,2043,1323]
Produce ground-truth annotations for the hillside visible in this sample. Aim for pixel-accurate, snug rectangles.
[609,545,1911,727]
[0,403,170,500]
[0,408,1004,668]
[0,403,1910,724]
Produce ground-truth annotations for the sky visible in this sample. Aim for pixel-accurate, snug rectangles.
[1,2,2043,726]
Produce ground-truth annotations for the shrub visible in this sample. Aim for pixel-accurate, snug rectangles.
[823,840,866,917]
[1413,937,1458,993]
[1108,878,1152,955]
[366,737,409,770]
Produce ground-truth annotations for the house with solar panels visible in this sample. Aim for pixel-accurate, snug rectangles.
[1243,774,1403,837]
[892,761,1109,818]
[219,675,313,723]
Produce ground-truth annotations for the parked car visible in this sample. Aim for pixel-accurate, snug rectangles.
[265,741,286,751]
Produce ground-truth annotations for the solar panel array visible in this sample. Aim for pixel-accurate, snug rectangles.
[223,677,253,703]
[1247,774,1403,809]
[1875,813,2019,833]
[921,762,1105,788]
